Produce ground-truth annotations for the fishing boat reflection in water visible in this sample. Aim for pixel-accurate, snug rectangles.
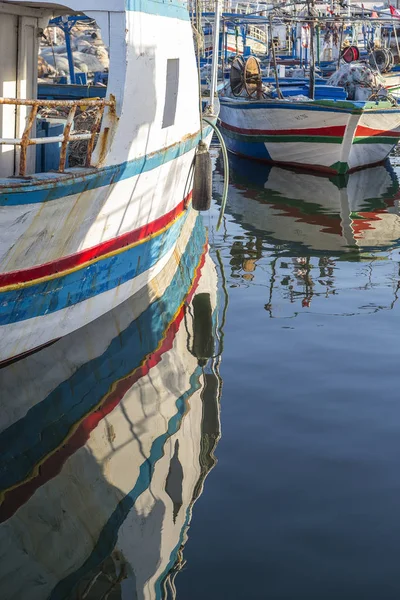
[0,209,223,600]
[215,155,400,316]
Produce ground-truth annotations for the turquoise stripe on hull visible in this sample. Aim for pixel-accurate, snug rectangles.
[0,210,189,326]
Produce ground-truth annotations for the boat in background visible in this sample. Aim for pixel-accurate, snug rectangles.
[0,0,218,364]
[219,55,400,174]
[0,210,223,599]
[202,22,268,59]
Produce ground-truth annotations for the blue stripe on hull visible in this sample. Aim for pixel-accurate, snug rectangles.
[222,133,272,161]
[0,214,207,493]
[0,210,188,326]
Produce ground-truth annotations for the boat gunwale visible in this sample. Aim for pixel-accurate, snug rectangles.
[219,97,400,114]
[0,127,207,193]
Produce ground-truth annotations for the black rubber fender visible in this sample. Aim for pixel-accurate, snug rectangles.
[192,292,215,365]
[192,141,212,211]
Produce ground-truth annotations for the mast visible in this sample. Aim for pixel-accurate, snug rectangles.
[308,0,315,100]
[209,0,221,114]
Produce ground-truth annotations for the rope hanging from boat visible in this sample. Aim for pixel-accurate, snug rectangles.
[393,23,400,61]
[191,0,204,56]
[202,117,229,232]
[43,29,60,77]
[269,18,283,100]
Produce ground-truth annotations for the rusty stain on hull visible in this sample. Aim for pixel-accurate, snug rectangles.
[96,128,110,167]
[86,105,105,167]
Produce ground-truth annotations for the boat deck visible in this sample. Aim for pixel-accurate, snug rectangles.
[0,167,97,187]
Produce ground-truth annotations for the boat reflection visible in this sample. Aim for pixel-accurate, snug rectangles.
[0,210,223,600]
[217,155,400,254]
[214,156,400,317]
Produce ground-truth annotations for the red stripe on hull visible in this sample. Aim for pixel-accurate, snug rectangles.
[205,46,238,53]
[220,121,346,137]
[355,125,400,138]
[0,194,191,288]
[0,245,207,523]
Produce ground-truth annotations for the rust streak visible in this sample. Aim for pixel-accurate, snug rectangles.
[97,127,110,167]
[86,104,105,167]
[0,98,115,107]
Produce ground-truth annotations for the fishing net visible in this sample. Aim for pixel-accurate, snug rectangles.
[326,62,384,99]
[38,106,99,167]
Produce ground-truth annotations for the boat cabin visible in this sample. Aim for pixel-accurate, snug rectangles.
[0,0,115,180]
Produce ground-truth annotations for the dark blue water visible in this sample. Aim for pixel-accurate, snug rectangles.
[177,154,400,600]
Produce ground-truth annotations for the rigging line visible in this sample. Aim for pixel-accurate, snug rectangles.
[46,27,59,77]
[192,0,205,140]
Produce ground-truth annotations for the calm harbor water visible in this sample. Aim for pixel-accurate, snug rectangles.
[2,152,400,598]
[178,152,400,600]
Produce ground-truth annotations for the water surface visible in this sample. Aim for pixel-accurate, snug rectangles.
[2,154,400,599]
[177,154,400,600]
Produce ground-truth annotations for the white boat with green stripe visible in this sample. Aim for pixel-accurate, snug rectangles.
[219,96,400,174]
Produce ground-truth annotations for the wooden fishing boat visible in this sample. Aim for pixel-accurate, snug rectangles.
[0,0,217,364]
[219,56,400,174]
[203,22,268,58]
[0,211,222,599]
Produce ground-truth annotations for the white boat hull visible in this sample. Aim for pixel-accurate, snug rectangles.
[0,3,217,363]
[204,32,267,58]
[219,97,400,173]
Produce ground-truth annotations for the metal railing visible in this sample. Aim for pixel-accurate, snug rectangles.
[0,97,115,177]
[248,25,267,43]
